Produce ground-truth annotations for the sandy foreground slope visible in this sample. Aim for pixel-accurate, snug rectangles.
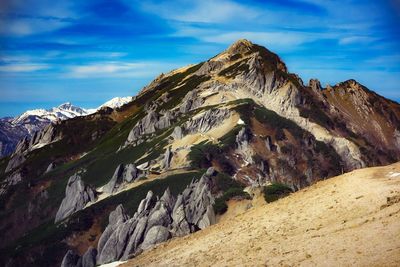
[122,162,400,267]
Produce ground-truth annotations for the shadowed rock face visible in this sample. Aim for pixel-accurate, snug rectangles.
[125,110,174,146]
[88,168,216,265]
[60,247,97,267]
[55,173,97,223]
[5,123,61,174]
[103,163,141,194]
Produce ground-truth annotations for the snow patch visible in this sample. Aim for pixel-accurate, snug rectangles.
[388,172,400,178]
[99,96,132,109]
[98,261,127,267]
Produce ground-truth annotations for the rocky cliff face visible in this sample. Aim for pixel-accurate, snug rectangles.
[1,39,400,267]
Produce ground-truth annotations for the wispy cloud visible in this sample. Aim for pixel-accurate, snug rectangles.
[0,64,50,72]
[201,31,317,47]
[339,36,378,45]
[67,61,184,78]
[141,0,259,23]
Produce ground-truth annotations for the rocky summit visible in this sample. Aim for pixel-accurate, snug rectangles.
[0,39,400,266]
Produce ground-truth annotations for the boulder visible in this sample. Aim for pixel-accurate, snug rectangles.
[122,216,148,260]
[156,111,173,129]
[81,247,97,267]
[141,226,170,250]
[97,205,129,264]
[103,164,124,194]
[171,126,184,140]
[146,203,171,231]
[97,218,137,264]
[171,195,190,236]
[124,163,139,183]
[161,146,172,170]
[55,173,97,223]
[103,164,141,194]
[45,162,55,174]
[160,187,175,211]
[60,250,80,267]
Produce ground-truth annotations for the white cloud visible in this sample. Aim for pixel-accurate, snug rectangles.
[201,31,314,47]
[0,17,70,36]
[172,27,334,50]
[0,64,50,72]
[141,0,259,23]
[339,36,377,45]
[67,61,185,78]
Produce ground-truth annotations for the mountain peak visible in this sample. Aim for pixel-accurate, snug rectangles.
[58,102,73,109]
[333,79,367,92]
[226,39,254,55]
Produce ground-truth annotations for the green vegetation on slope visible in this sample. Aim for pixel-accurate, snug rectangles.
[212,172,250,215]
[263,183,293,203]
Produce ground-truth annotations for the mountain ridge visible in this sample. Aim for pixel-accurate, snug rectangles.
[0,97,133,158]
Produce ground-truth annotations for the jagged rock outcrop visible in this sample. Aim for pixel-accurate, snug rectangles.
[309,79,322,92]
[171,126,183,140]
[94,168,216,265]
[45,162,55,174]
[81,247,97,267]
[179,91,204,113]
[103,163,141,194]
[185,109,230,134]
[141,225,170,250]
[55,173,97,223]
[156,111,173,129]
[160,146,172,170]
[5,123,62,173]
[172,167,216,233]
[236,127,254,164]
[60,250,80,267]
[29,123,60,149]
[0,171,23,196]
[60,247,97,267]
[125,110,174,146]
[5,154,25,173]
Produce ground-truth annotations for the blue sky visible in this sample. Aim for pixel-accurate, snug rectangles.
[0,0,399,117]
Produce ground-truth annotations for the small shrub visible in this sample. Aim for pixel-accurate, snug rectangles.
[213,173,250,215]
[263,183,293,203]
[213,198,228,214]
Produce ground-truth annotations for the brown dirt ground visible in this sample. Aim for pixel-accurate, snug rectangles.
[121,162,400,267]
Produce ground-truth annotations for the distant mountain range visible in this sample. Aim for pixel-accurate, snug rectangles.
[0,97,132,157]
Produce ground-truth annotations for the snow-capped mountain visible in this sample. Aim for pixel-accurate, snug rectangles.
[13,102,90,127]
[0,97,132,157]
[98,96,132,110]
